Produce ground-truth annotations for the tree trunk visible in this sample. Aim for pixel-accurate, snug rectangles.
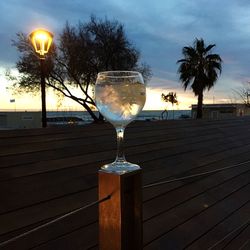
[196,92,203,119]
[83,103,105,123]
[82,103,99,122]
[98,112,104,121]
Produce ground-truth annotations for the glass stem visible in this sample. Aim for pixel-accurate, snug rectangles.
[115,127,126,163]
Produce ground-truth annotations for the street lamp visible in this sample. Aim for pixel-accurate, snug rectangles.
[29,29,53,128]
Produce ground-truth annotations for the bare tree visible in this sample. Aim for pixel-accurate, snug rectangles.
[8,16,151,122]
[233,82,250,107]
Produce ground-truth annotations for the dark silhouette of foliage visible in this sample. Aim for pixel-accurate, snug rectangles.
[177,38,222,119]
[9,16,151,122]
[161,92,178,106]
[161,92,178,119]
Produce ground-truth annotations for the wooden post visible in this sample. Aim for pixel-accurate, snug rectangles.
[99,169,142,250]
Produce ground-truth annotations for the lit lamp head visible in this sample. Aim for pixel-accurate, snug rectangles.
[29,29,53,59]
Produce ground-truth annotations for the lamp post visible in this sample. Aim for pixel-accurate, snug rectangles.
[29,29,53,128]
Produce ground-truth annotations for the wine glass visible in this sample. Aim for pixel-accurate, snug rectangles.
[95,71,146,174]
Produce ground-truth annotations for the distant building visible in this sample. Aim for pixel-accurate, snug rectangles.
[0,112,42,129]
[191,104,250,119]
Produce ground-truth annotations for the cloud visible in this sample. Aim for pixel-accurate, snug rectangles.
[0,0,250,108]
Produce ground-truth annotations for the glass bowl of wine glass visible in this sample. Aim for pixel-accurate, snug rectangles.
[95,71,146,174]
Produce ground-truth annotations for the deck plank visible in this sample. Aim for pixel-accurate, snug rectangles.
[0,117,250,249]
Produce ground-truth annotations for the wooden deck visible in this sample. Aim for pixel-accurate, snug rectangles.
[0,117,250,250]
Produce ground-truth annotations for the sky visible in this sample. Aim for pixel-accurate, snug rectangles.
[1,0,250,111]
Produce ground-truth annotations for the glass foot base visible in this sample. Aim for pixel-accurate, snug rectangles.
[101,161,141,174]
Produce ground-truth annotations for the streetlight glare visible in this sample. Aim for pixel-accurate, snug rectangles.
[29,28,53,128]
[29,29,53,57]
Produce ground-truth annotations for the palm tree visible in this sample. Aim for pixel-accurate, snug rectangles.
[177,38,222,119]
[161,92,178,119]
